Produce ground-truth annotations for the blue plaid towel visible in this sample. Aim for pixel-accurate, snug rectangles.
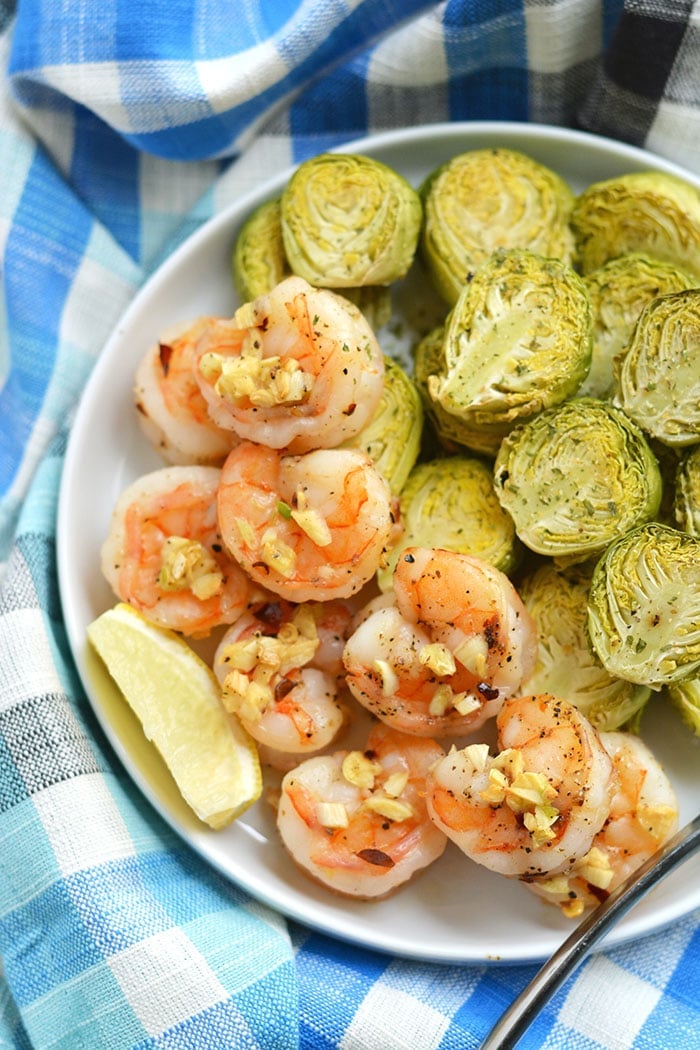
[1,1,699,1047]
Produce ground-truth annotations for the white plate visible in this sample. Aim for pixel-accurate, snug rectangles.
[57,122,700,964]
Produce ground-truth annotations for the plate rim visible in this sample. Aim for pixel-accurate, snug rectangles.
[57,120,700,965]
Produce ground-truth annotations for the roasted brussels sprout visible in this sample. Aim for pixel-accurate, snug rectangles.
[616,289,700,447]
[587,522,700,687]
[674,445,700,535]
[667,677,700,735]
[232,198,290,302]
[378,455,520,589]
[581,253,697,400]
[519,562,650,730]
[428,249,592,451]
[232,195,392,329]
[493,397,662,563]
[280,153,422,288]
[413,325,504,456]
[341,357,423,495]
[420,148,575,305]
[571,171,700,279]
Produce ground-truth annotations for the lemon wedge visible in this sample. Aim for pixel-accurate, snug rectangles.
[87,602,262,829]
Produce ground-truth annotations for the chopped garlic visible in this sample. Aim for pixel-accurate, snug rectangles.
[462,743,491,773]
[222,674,271,724]
[419,642,456,677]
[452,692,481,716]
[383,771,409,798]
[290,489,332,547]
[234,517,256,546]
[573,846,614,890]
[342,751,382,790]
[639,803,678,842]
[200,339,314,408]
[373,658,398,697]
[158,536,223,598]
[480,748,560,847]
[316,801,349,829]
[363,795,414,822]
[561,898,586,919]
[428,684,454,716]
[260,528,296,577]
[454,635,490,678]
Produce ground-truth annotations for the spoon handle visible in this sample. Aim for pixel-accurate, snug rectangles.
[480,814,700,1050]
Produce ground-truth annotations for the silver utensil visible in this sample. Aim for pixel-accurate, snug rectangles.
[479,813,700,1049]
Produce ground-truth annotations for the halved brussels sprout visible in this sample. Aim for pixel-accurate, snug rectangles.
[232,197,290,302]
[581,253,697,400]
[341,357,423,495]
[232,196,393,329]
[571,171,700,279]
[493,397,662,563]
[428,249,592,447]
[674,445,700,535]
[616,289,700,447]
[413,325,504,456]
[378,455,520,590]
[420,148,575,305]
[280,153,422,288]
[519,562,650,730]
[667,677,700,735]
[587,522,700,687]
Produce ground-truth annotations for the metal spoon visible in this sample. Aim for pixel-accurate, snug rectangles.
[479,814,700,1049]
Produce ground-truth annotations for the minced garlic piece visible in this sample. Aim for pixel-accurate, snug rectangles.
[222,674,271,724]
[219,605,319,720]
[480,748,559,847]
[199,341,314,408]
[290,489,332,547]
[462,743,491,773]
[373,658,398,696]
[383,771,409,798]
[260,528,296,577]
[639,803,678,842]
[316,801,349,829]
[342,751,382,790]
[234,517,256,546]
[573,846,614,890]
[419,643,456,677]
[158,536,223,599]
[534,873,586,918]
[523,805,560,848]
[428,684,455,716]
[454,635,490,678]
[364,795,414,822]
[561,898,586,919]
[452,692,481,717]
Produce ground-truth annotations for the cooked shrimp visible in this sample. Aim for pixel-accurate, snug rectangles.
[276,722,447,898]
[426,693,615,877]
[212,599,352,755]
[217,441,394,602]
[134,318,234,465]
[101,465,255,637]
[193,275,385,452]
[525,731,679,917]
[342,547,538,737]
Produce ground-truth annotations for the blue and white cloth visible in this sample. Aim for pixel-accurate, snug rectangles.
[1,2,699,1047]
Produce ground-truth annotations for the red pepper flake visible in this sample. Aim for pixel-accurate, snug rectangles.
[356,848,394,868]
